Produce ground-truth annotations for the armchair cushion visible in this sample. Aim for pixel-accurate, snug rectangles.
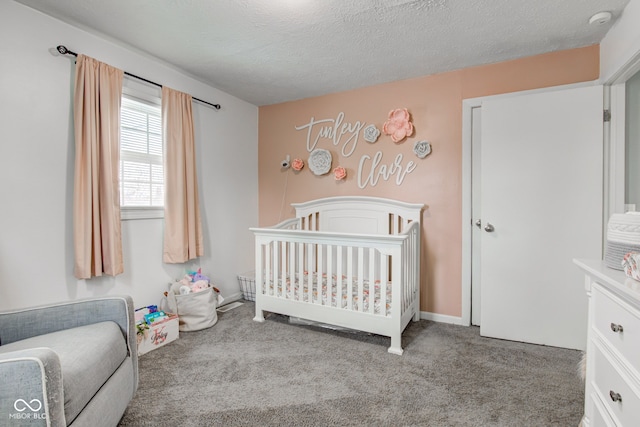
[0,296,138,388]
[0,321,127,424]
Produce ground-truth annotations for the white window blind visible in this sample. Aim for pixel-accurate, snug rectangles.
[120,96,164,217]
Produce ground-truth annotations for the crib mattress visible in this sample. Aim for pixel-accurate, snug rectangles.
[265,272,392,315]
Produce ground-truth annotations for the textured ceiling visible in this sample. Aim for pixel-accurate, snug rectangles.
[16,0,630,106]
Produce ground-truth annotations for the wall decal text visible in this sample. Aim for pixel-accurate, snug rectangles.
[357,151,416,189]
[295,112,365,157]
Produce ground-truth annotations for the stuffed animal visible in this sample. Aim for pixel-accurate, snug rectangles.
[190,280,209,293]
[191,268,210,284]
[169,272,211,295]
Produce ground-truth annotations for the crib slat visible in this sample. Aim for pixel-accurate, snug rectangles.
[265,243,272,296]
[409,231,414,310]
[289,240,295,300]
[326,245,333,307]
[407,230,414,310]
[307,243,313,303]
[380,254,387,317]
[336,246,343,310]
[347,247,353,311]
[281,241,287,299]
[297,242,303,301]
[307,243,316,303]
[273,241,280,297]
[357,247,364,312]
[317,243,323,305]
[368,249,375,314]
[269,242,278,295]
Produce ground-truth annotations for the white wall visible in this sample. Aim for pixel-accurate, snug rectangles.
[600,0,640,82]
[0,1,258,310]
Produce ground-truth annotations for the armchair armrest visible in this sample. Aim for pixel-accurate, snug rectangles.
[0,348,66,426]
[0,296,138,390]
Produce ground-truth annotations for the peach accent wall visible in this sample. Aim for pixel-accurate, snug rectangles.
[258,45,599,317]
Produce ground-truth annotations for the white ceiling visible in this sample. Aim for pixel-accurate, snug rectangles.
[16,0,630,106]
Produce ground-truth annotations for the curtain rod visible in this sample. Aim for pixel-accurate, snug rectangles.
[56,45,221,110]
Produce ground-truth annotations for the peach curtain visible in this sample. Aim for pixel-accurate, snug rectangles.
[73,55,124,279]
[162,86,204,263]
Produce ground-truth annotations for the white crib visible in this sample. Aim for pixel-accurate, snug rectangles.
[250,196,423,355]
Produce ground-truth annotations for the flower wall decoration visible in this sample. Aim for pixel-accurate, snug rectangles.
[292,158,305,171]
[290,109,425,187]
[383,108,414,143]
[413,140,432,159]
[308,148,332,176]
[363,124,381,143]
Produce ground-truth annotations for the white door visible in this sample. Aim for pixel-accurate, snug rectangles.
[471,106,482,326]
[479,85,603,350]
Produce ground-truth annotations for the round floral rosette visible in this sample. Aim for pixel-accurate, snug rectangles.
[363,124,381,143]
[413,140,432,159]
[308,149,332,175]
[333,166,347,181]
[292,158,305,171]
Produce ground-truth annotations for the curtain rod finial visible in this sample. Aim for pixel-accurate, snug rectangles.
[56,45,77,56]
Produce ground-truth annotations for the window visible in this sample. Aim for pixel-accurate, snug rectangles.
[119,95,164,219]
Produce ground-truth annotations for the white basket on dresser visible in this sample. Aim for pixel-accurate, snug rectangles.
[574,259,640,427]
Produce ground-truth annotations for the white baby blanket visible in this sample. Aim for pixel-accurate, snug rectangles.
[606,213,640,270]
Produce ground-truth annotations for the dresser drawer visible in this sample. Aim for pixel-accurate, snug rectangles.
[592,284,640,374]
[591,393,616,427]
[592,343,640,426]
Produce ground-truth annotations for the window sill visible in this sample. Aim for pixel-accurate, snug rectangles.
[121,207,164,221]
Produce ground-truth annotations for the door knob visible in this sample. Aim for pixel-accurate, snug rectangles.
[475,219,482,229]
[484,223,495,232]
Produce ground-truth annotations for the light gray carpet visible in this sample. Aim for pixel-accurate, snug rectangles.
[119,302,584,426]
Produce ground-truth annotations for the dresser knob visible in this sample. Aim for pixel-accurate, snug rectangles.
[609,390,622,403]
[610,323,624,333]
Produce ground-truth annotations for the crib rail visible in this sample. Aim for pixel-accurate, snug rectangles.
[250,221,420,319]
[269,217,301,230]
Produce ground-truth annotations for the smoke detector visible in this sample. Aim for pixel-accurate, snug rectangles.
[589,11,612,25]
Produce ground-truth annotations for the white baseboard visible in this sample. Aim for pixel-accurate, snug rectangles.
[420,311,466,326]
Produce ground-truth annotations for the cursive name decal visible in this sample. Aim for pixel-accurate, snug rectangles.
[358,152,416,189]
[295,112,365,157]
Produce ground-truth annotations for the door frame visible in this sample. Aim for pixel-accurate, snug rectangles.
[460,81,604,327]
[607,57,640,217]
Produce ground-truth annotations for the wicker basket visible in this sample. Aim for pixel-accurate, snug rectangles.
[237,271,256,301]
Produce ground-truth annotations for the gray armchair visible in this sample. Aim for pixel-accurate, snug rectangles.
[0,296,138,426]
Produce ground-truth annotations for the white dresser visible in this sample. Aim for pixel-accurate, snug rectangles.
[574,259,640,427]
